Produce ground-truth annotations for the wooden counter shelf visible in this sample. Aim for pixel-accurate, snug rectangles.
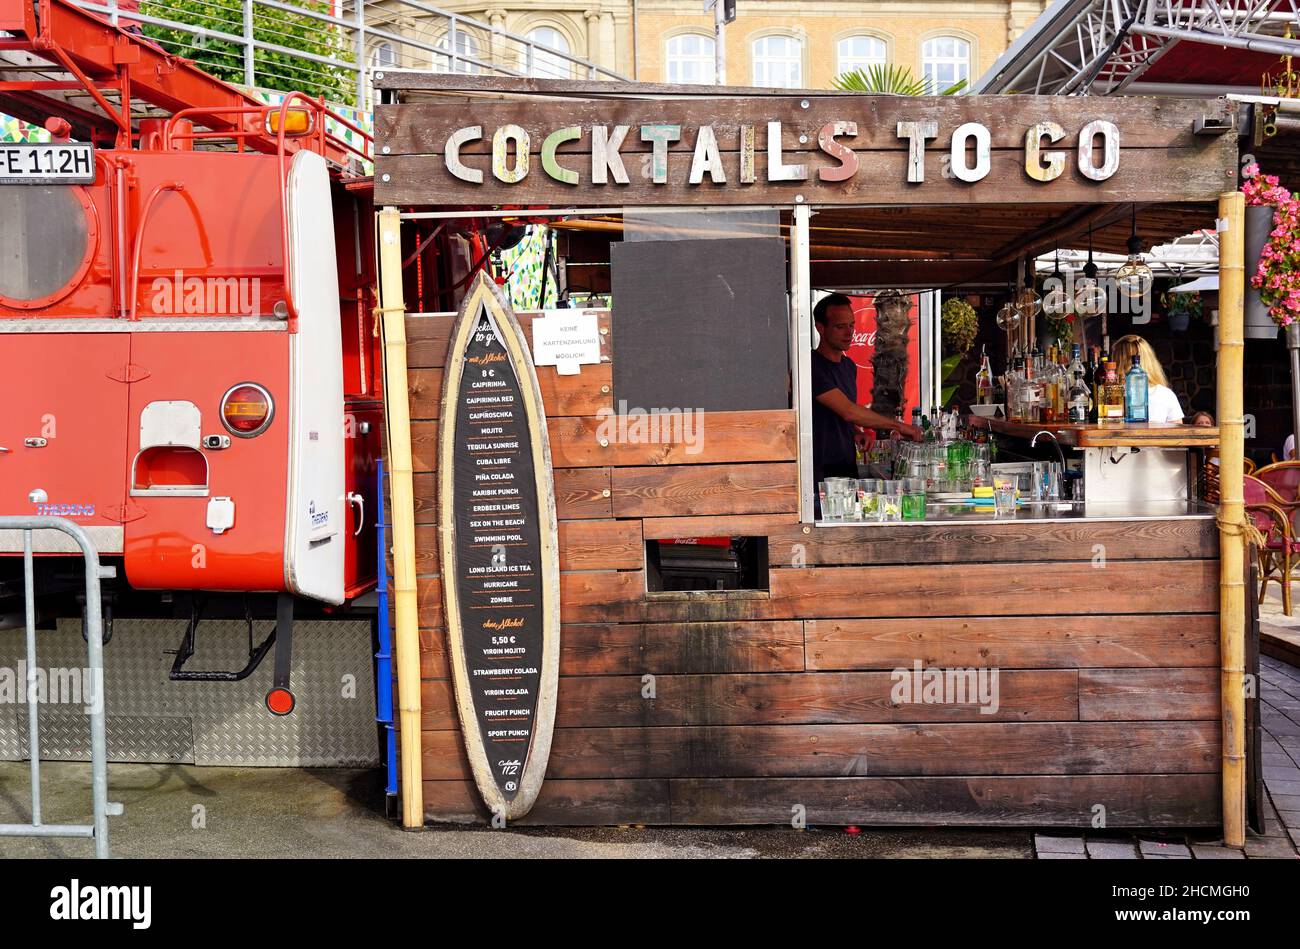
[967,415,1220,449]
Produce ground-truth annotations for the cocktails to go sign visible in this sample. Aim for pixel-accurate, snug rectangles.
[374,95,1235,207]
[453,118,1121,189]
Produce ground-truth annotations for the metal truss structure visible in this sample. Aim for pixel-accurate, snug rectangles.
[976,0,1300,95]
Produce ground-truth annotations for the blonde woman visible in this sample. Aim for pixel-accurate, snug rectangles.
[1110,335,1184,424]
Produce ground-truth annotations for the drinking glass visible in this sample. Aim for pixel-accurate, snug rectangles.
[1045,462,1062,502]
[846,481,861,521]
[902,478,927,520]
[993,482,1018,517]
[859,479,882,519]
[927,443,947,489]
[893,443,912,479]
[880,481,903,522]
[971,444,991,487]
[821,481,844,521]
[831,478,859,521]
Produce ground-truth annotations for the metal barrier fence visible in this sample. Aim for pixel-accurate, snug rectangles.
[73,0,626,109]
[0,516,115,858]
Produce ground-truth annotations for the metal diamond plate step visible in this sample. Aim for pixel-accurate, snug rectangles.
[0,617,379,767]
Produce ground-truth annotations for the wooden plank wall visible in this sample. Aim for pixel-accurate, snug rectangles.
[394,309,1222,828]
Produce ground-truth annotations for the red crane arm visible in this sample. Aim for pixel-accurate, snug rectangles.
[0,0,362,166]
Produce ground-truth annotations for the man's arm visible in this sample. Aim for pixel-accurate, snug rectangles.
[815,388,923,440]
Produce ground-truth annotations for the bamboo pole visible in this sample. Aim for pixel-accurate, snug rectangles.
[376,206,424,830]
[1217,190,1246,849]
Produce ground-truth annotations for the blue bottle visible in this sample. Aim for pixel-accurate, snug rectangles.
[1124,355,1149,423]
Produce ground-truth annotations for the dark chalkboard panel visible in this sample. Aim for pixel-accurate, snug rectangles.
[610,237,790,413]
[438,272,560,822]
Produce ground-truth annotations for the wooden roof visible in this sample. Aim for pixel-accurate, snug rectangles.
[553,199,1218,290]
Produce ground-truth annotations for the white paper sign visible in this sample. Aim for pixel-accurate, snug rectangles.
[531,310,602,376]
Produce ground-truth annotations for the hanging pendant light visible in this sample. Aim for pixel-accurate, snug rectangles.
[1073,224,1107,317]
[1041,248,1074,316]
[1014,257,1041,321]
[995,278,1021,333]
[1115,204,1154,300]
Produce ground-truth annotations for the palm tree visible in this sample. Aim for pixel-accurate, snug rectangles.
[831,63,967,96]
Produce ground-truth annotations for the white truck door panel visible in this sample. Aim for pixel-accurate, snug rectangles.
[283,150,345,604]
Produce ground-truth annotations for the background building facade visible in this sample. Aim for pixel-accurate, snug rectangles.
[362,1,1053,88]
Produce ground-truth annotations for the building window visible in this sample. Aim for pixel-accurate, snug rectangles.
[435,32,479,75]
[837,34,886,75]
[526,26,572,79]
[371,42,396,70]
[752,34,802,88]
[666,33,716,84]
[921,35,970,92]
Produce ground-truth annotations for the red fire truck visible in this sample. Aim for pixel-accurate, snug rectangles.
[0,0,430,712]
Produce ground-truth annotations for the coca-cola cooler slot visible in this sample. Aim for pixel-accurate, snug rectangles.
[645,536,769,592]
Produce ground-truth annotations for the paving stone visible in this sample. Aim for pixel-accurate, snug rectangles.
[1243,835,1299,859]
[1191,845,1246,859]
[1272,794,1300,809]
[1268,780,1300,795]
[1139,839,1192,857]
[1038,851,1086,859]
[1087,840,1139,859]
[1034,834,1086,855]
[1277,810,1300,827]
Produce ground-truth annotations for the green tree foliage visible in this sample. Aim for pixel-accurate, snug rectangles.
[140,0,356,105]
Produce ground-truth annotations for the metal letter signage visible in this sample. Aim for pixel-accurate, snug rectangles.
[438,273,560,821]
[374,95,1236,206]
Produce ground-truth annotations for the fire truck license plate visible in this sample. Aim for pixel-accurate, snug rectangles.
[0,143,95,184]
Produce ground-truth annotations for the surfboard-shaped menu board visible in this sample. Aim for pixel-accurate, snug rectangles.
[437,272,560,821]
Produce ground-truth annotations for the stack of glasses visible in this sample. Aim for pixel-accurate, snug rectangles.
[818,478,925,522]
[892,439,990,494]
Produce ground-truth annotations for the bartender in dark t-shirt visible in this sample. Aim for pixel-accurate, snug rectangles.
[811,293,922,484]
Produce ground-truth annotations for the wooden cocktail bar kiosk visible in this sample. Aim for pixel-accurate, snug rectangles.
[372,75,1252,841]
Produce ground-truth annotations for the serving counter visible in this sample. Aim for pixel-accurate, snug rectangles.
[967,416,1221,449]
[964,415,1217,508]
[815,499,1217,526]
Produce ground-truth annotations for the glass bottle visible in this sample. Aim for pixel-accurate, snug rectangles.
[1068,343,1085,388]
[1092,353,1105,420]
[1068,370,1090,423]
[1055,355,1069,422]
[1023,356,1043,423]
[976,351,994,405]
[1100,360,1125,422]
[1006,356,1024,422]
[1124,355,1149,423]
[1041,347,1055,422]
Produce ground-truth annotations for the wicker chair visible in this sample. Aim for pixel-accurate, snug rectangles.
[1245,474,1298,615]
[1255,460,1300,503]
[1243,458,1257,476]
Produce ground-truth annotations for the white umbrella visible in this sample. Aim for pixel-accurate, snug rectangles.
[1167,275,1218,294]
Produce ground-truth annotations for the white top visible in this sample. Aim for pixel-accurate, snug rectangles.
[1147,384,1184,424]
[1286,434,1294,460]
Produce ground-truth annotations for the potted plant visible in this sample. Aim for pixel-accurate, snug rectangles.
[1242,163,1300,337]
[940,296,978,406]
[1160,289,1202,332]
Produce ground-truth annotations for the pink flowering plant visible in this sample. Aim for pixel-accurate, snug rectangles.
[1242,163,1300,328]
